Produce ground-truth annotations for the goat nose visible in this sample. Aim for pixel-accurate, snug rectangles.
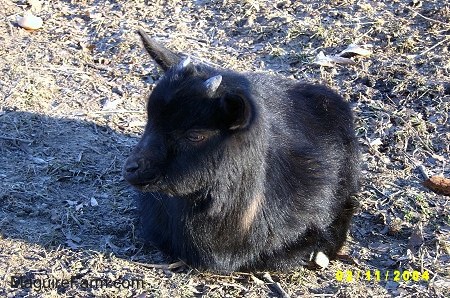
[125,161,140,173]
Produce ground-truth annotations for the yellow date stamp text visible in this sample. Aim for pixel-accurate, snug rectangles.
[335,270,429,283]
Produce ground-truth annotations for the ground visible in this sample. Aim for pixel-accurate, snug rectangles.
[0,0,449,297]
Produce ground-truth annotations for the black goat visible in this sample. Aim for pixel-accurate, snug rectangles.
[123,30,359,272]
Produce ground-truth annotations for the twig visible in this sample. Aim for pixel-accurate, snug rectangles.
[250,274,265,285]
[221,282,248,291]
[404,6,450,27]
[28,66,88,74]
[262,272,290,298]
[418,36,450,56]
[367,185,389,199]
[2,78,22,101]
[89,109,145,114]
[132,260,185,270]
[0,135,33,143]
[417,165,430,180]
[86,62,113,72]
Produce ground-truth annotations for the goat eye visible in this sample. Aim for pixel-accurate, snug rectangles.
[186,132,205,142]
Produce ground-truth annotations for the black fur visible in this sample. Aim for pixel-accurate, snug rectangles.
[123,30,360,272]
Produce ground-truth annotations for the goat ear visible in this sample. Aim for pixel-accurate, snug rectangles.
[220,93,252,130]
[138,29,181,72]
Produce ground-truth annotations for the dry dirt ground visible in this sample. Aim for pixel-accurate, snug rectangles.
[0,0,449,297]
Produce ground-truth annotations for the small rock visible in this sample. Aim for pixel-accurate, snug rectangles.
[17,12,43,30]
[314,251,330,268]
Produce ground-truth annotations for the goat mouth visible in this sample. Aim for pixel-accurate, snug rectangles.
[123,171,160,185]
[128,177,162,191]
[132,182,149,188]
[128,182,151,192]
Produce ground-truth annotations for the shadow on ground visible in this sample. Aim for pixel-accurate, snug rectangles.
[0,110,443,297]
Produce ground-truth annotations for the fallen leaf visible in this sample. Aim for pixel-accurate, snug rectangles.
[31,156,46,164]
[330,56,357,66]
[423,175,450,196]
[313,51,356,67]
[407,225,424,253]
[90,197,99,207]
[368,242,391,253]
[339,44,373,58]
[102,98,124,110]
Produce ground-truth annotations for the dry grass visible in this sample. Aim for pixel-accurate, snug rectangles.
[0,0,449,297]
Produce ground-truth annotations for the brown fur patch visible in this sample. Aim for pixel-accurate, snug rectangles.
[241,194,264,232]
